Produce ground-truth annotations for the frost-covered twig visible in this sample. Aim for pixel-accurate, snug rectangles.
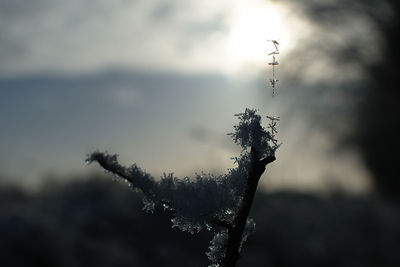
[86,108,277,266]
[86,152,156,198]
[218,147,274,267]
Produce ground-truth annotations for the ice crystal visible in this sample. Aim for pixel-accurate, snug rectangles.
[142,197,155,213]
[206,229,229,267]
[228,108,278,158]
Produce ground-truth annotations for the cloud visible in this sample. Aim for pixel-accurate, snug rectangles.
[0,0,302,78]
[110,88,139,109]
[0,0,232,77]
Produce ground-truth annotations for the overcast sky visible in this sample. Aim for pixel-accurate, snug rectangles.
[0,0,385,193]
[0,0,298,76]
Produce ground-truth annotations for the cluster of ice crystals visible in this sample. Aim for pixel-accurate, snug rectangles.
[86,150,247,232]
[171,217,203,235]
[142,197,155,213]
[229,108,278,158]
[206,229,229,267]
[154,172,244,233]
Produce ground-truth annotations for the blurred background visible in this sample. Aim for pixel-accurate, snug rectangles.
[1,0,399,266]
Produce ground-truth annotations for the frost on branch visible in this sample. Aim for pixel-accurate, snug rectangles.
[240,218,256,252]
[206,218,256,267]
[229,108,279,158]
[86,108,278,265]
[206,229,229,267]
[86,153,247,234]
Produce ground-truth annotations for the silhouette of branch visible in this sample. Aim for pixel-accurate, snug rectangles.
[86,152,157,198]
[219,147,275,267]
[211,217,233,230]
[86,109,279,266]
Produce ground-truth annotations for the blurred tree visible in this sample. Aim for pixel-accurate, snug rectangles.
[290,0,400,199]
[356,0,400,199]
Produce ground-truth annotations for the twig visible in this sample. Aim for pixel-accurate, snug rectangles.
[219,147,275,267]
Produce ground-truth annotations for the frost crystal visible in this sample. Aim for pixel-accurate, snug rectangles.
[228,108,278,158]
[142,197,155,213]
[206,229,229,267]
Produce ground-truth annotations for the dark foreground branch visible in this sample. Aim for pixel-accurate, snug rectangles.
[219,147,275,267]
[86,152,157,198]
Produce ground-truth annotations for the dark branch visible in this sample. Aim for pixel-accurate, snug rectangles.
[87,152,131,182]
[211,217,233,230]
[219,147,275,267]
[260,155,276,166]
[86,152,157,197]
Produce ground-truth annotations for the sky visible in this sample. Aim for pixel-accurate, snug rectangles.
[0,0,385,193]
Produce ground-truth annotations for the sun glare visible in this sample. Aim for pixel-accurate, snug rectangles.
[225,1,292,72]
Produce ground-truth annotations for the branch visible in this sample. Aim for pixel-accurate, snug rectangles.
[87,152,130,180]
[86,152,157,197]
[219,147,275,267]
[260,155,276,166]
[211,217,233,230]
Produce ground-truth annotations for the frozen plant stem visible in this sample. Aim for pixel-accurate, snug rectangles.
[90,148,275,267]
[220,148,275,267]
[86,109,279,267]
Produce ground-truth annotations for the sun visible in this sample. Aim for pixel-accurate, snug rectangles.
[224,0,292,72]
